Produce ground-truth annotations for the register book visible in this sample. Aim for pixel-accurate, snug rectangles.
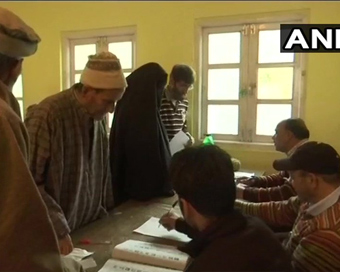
[99,239,189,272]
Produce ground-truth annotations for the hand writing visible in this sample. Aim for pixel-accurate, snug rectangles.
[159,212,180,231]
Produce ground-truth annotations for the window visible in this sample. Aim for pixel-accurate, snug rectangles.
[200,18,305,144]
[64,27,136,130]
[12,74,24,118]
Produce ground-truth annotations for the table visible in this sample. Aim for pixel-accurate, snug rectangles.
[70,169,265,271]
[71,196,182,272]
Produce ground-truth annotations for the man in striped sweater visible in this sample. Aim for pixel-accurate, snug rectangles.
[236,141,340,272]
[237,118,310,202]
[160,64,195,145]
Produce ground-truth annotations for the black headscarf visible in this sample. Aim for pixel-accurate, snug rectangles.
[109,62,172,206]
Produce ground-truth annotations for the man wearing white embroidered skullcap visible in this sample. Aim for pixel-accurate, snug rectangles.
[25,51,127,256]
[0,6,83,272]
[80,51,127,90]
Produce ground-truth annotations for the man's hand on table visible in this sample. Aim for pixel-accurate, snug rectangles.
[236,183,248,199]
[159,212,180,231]
[59,233,74,255]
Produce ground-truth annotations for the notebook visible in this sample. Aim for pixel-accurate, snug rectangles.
[99,239,189,272]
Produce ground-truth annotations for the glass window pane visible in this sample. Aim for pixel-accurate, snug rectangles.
[109,42,133,69]
[257,67,294,100]
[124,72,131,78]
[256,104,292,136]
[74,73,81,84]
[13,74,23,98]
[74,44,96,70]
[208,32,241,64]
[208,105,238,135]
[208,69,239,100]
[258,30,294,63]
[18,99,24,118]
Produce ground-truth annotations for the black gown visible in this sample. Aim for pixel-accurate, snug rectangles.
[109,62,172,206]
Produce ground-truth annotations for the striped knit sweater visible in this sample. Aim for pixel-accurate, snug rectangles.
[242,140,309,203]
[159,88,189,141]
[243,171,297,202]
[235,196,340,271]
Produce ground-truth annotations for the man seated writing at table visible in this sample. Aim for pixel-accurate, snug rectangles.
[159,145,292,271]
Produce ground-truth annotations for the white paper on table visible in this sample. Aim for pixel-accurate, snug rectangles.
[65,248,97,270]
[66,248,94,262]
[234,171,255,179]
[80,257,97,270]
[133,217,191,243]
[99,259,180,272]
[169,130,189,156]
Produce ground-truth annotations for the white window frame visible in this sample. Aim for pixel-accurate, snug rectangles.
[201,24,247,143]
[61,26,136,131]
[197,11,308,147]
[248,21,304,143]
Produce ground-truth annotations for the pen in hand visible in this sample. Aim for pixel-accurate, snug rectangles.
[158,200,179,228]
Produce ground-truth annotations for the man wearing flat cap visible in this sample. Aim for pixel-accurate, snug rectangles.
[235,141,340,271]
[0,6,83,272]
[0,8,39,119]
[25,51,127,255]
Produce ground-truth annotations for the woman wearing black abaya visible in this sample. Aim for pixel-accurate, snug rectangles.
[109,62,173,206]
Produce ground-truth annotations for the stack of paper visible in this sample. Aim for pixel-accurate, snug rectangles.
[65,248,97,270]
[99,240,189,272]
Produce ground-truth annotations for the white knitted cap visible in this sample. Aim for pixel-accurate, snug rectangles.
[80,52,127,90]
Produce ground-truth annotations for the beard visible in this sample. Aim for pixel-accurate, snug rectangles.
[93,112,106,120]
[4,76,19,92]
